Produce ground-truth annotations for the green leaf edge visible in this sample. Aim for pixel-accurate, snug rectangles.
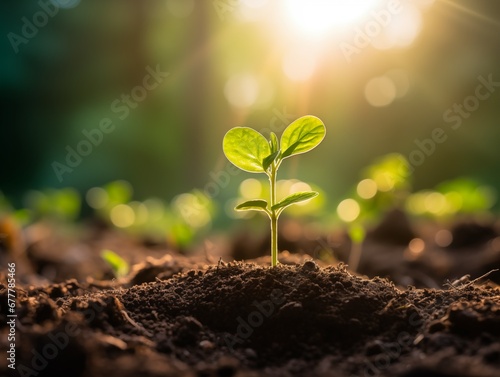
[235,199,269,212]
[262,150,280,171]
[222,127,271,173]
[271,191,318,211]
[269,132,279,154]
[101,249,129,278]
[280,115,326,160]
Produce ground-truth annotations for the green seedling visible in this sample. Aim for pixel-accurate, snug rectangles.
[338,153,411,272]
[101,249,129,279]
[437,178,496,214]
[347,223,366,272]
[25,188,81,222]
[406,177,496,218]
[336,197,367,272]
[223,115,326,267]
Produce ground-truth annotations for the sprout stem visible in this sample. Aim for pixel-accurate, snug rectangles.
[269,165,279,267]
[271,214,278,267]
[348,240,362,273]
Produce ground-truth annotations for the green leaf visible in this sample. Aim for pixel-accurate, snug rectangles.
[235,199,269,212]
[348,224,366,244]
[101,249,129,278]
[223,127,271,173]
[262,150,280,171]
[272,191,318,211]
[269,132,279,154]
[281,116,326,159]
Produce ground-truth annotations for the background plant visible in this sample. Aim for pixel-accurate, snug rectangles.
[101,249,130,279]
[86,181,215,248]
[335,153,412,271]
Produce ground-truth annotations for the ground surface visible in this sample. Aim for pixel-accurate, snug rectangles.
[2,253,500,377]
[1,213,500,376]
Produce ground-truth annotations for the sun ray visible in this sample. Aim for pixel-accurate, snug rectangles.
[439,0,500,28]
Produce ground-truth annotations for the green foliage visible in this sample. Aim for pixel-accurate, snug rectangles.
[101,249,129,279]
[336,153,412,227]
[269,132,279,154]
[104,180,134,207]
[87,181,215,248]
[364,153,411,194]
[348,224,366,245]
[406,177,496,218]
[337,153,412,272]
[280,116,326,159]
[272,191,318,212]
[234,178,326,219]
[235,199,269,212]
[437,178,496,214]
[223,115,326,266]
[24,188,81,222]
[222,127,271,173]
[171,189,215,247]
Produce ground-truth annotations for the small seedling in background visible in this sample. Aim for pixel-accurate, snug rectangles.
[405,177,496,219]
[101,249,129,279]
[24,188,81,222]
[87,181,215,248]
[223,115,326,267]
[347,224,366,272]
[336,197,367,272]
[362,153,412,211]
[336,153,412,272]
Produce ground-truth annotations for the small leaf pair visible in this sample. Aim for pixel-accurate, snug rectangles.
[235,191,319,214]
[223,115,326,267]
[223,115,326,173]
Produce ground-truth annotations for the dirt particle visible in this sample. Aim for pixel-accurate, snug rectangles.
[428,320,446,333]
[301,260,319,272]
[482,344,500,364]
[365,340,385,356]
[216,356,239,377]
[34,298,59,323]
[48,285,67,299]
[199,340,215,350]
[244,348,257,359]
[173,316,203,346]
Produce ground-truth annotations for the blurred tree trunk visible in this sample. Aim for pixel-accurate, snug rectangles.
[129,0,148,87]
[184,1,209,186]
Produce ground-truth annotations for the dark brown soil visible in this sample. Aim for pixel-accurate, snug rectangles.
[3,256,500,377]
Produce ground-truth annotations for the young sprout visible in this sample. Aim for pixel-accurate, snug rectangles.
[339,154,411,272]
[347,223,366,273]
[101,249,129,279]
[223,115,326,267]
[337,197,366,272]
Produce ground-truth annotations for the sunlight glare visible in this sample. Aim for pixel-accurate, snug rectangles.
[224,74,259,108]
[357,179,377,199]
[239,0,270,21]
[86,187,108,209]
[372,4,422,49]
[240,178,262,199]
[364,76,397,107]
[282,49,317,81]
[284,0,380,37]
[110,204,135,228]
[337,199,360,223]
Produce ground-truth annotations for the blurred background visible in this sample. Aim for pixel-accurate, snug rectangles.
[1,0,500,229]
